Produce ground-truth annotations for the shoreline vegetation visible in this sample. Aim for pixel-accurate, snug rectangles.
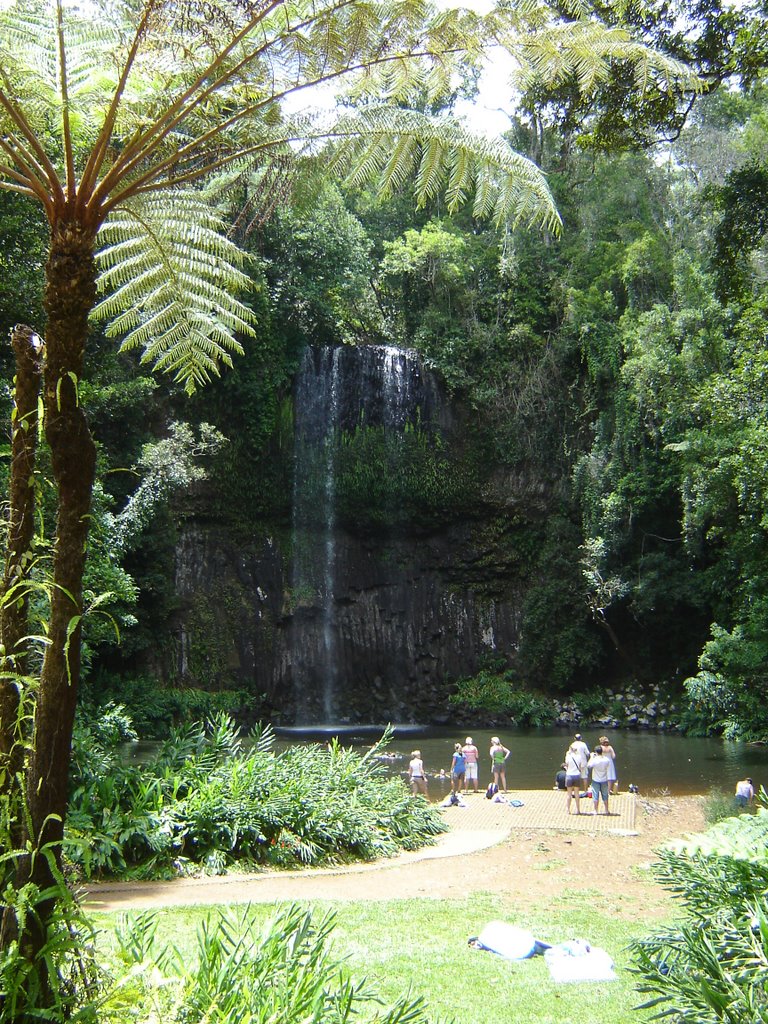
[70,706,766,884]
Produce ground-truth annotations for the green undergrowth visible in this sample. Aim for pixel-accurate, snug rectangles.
[92,896,656,1024]
[67,711,446,879]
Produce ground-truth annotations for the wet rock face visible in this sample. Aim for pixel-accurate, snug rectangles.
[170,344,534,725]
[173,522,525,725]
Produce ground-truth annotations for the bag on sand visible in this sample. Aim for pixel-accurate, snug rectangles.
[485,782,499,799]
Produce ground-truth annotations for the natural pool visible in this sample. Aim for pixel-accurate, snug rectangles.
[274,724,768,799]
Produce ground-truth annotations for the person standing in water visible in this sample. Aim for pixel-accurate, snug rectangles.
[735,777,755,807]
[408,750,428,796]
[450,743,466,794]
[489,736,510,792]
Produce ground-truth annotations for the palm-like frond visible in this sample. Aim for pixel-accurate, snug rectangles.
[0,0,703,395]
[327,106,561,230]
[93,189,256,393]
[510,18,702,97]
[0,2,120,151]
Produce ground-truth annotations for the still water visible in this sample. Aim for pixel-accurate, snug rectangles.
[274,725,768,798]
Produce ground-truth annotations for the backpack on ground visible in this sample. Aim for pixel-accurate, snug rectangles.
[485,782,499,799]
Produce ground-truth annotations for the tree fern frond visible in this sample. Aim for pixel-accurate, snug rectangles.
[327,106,561,231]
[93,188,256,393]
[380,135,419,197]
[511,20,703,98]
[415,136,446,206]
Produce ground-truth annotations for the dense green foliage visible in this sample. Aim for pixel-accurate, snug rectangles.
[631,801,768,1022]
[66,713,446,879]
[102,905,442,1023]
[449,665,556,726]
[3,2,768,745]
[72,69,768,738]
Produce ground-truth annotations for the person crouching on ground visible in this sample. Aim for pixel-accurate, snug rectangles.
[408,750,428,795]
[462,737,480,793]
[587,744,612,815]
[489,736,510,793]
[564,743,584,815]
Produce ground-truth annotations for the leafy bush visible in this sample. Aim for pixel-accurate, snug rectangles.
[103,904,440,1023]
[66,715,446,879]
[569,688,608,723]
[449,669,556,726]
[0,844,103,1022]
[702,786,755,825]
[631,804,768,1022]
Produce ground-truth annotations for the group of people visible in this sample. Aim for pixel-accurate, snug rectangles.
[558,733,618,816]
[407,736,512,795]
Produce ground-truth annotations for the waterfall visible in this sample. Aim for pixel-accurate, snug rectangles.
[292,346,342,722]
[290,343,437,723]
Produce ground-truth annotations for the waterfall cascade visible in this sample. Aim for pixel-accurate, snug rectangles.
[290,344,438,723]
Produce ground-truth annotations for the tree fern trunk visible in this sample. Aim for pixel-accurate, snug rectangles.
[0,325,42,792]
[24,221,97,889]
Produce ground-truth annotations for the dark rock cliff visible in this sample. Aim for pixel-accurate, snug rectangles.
[170,344,548,724]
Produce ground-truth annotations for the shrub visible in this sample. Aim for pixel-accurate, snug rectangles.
[80,674,258,738]
[66,716,447,879]
[569,688,607,723]
[631,804,768,1022]
[0,847,103,1022]
[449,669,556,726]
[702,786,755,825]
[103,904,439,1023]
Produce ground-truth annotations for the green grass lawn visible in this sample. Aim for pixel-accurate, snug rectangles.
[93,892,666,1023]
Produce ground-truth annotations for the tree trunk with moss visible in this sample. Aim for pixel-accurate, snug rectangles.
[21,222,97,896]
[0,326,42,788]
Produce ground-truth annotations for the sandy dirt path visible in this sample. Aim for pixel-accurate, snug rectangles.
[84,795,704,920]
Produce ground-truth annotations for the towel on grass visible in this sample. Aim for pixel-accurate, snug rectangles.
[544,940,617,982]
